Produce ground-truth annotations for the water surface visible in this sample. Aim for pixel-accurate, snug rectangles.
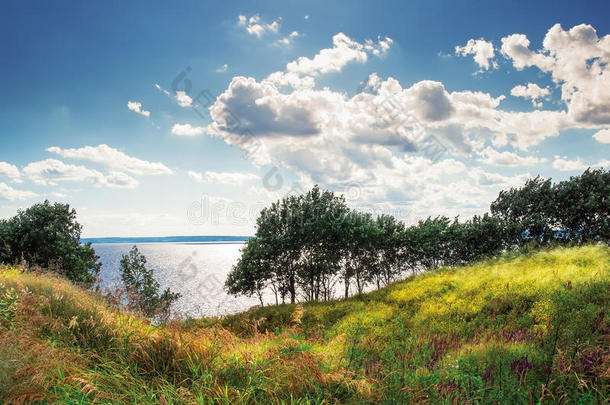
[93,242,261,318]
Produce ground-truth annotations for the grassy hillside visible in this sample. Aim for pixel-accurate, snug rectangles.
[0,245,608,404]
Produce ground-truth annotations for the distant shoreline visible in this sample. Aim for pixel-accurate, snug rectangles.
[81,236,251,244]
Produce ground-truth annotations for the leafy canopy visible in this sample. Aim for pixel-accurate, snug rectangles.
[0,200,101,286]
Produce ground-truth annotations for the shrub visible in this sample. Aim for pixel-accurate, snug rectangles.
[119,246,180,321]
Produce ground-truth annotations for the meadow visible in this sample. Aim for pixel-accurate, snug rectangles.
[0,244,608,404]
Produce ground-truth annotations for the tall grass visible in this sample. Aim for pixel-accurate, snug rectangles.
[0,244,608,404]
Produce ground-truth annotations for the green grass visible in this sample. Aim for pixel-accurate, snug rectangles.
[0,245,608,404]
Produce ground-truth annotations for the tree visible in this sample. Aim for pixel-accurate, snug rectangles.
[552,168,609,243]
[225,170,609,306]
[448,214,504,264]
[369,214,406,288]
[297,186,348,301]
[0,200,101,286]
[226,238,270,306]
[340,211,380,296]
[404,216,452,272]
[491,176,554,247]
[119,246,180,320]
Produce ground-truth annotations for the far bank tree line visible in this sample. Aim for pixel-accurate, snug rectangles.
[226,168,609,305]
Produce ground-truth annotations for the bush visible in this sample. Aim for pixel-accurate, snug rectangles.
[119,246,180,321]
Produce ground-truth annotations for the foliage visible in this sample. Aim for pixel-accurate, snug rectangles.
[228,169,609,306]
[0,245,608,404]
[119,246,181,321]
[0,200,101,286]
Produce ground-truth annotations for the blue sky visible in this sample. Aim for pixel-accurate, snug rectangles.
[1,0,609,237]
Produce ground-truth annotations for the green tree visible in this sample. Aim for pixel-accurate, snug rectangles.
[490,176,554,247]
[371,214,406,288]
[119,246,180,320]
[297,186,349,301]
[448,214,504,264]
[404,216,452,272]
[0,200,101,286]
[340,211,380,296]
[226,238,271,306]
[552,168,609,243]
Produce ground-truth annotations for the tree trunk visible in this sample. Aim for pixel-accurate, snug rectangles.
[289,274,296,303]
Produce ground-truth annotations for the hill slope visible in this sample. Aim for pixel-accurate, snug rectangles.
[1,245,608,404]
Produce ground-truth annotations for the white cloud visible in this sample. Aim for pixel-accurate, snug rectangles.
[104,171,139,188]
[0,182,37,201]
[510,83,551,108]
[592,128,610,144]
[277,31,299,46]
[469,167,531,187]
[171,123,205,136]
[22,158,138,188]
[501,24,610,126]
[364,36,393,56]
[552,155,610,171]
[363,72,381,91]
[188,170,259,186]
[204,27,608,222]
[46,144,172,175]
[187,170,203,183]
[286,33,391,76]
[477,147,547,166]
[215,64,228,73]
[207,67,545,187]
[455,38,497,70]
[23,159,100,185]
[552,156,587,172]
[127,101,150,117]
[174,91,193,107]
[304,15,309,20]
[238,14,280,37]
[0,162,21,181]
[500,34,554,71]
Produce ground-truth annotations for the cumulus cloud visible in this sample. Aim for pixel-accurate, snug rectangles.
[510,83,551,108]
[286,33,391,76]
[0,162,21,181]
[238,14,280,37]
[22,158,138,188]
[552,156,610,171]
[501,24,610,125]
[207,67,540,192]
[127,101,150,117]
[174,91,193,107]
[593,128,610,143]
[187,170,203,183]
[455,38,497,70]
[187,170,259,186]
[0,182,37,201]
[477,147,546,166]
[202,26,608,222]
[46,144,172,175]
[277,31,299,46]
[469,167,531,187]
[171,123,205,136]
[500,34,554,71]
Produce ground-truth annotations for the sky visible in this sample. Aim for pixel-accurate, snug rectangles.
[0,0,609,237]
